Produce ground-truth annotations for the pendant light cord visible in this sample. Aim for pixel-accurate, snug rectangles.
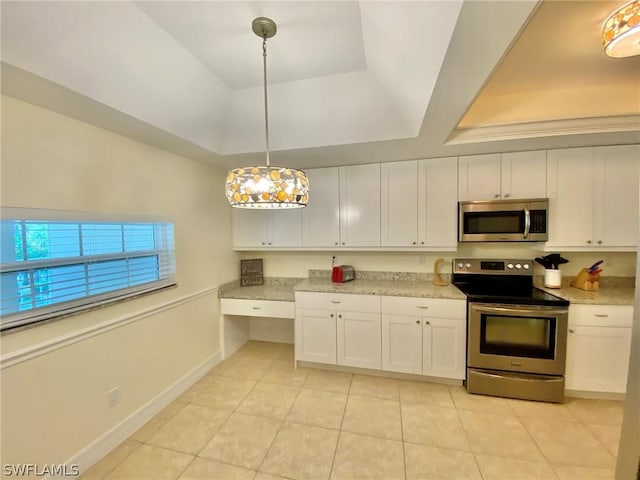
[262,35,270,167]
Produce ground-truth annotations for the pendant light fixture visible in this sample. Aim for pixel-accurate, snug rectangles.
[602,0,640,58]
[225,17,309,208]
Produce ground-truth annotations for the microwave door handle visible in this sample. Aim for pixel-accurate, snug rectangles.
[523,206,531,239]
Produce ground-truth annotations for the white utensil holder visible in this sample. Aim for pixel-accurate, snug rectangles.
[544,269,562,288]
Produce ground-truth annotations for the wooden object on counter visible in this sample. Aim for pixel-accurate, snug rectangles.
[432,258,449,286]
[570,268,600,291]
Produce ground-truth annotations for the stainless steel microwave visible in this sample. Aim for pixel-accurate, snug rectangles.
[459,198,549,242]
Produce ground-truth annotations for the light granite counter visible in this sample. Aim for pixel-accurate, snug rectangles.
[293,278,466,300]
[218,278,303,302]
[535,276,635,305]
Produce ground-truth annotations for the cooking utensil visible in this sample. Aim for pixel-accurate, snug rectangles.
[588,260,603,272]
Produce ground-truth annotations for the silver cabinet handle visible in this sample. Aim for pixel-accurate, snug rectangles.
[330,300,341,304]
[586,240,592,244]
[503,193,510,198]
[594,314,609,318]
[330,313,334,318]
[338,314,342,319]
[412,241,416,245]
[416,306,429,309]
[597,240,603,244]
[415,320,420,324]
[252,306,262,310]
[494,194,500,198]
[569,329,575,333]
[425,321,430,325]
[334,242,339,245]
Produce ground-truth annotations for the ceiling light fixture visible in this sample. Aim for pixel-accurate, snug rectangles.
[225,17,309,209]
[602,0,640,57]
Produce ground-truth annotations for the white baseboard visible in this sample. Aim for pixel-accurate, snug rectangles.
[64,351,222,477]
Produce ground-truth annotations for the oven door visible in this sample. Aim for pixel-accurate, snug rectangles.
[468,303,568,376]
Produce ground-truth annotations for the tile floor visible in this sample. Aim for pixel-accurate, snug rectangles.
[81,341,624,480]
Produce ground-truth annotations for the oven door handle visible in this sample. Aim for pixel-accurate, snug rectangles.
[523,206,530,239]
[472,304,568,316]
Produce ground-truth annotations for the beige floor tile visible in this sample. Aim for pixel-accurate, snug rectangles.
[261,360,311,387]
[220,356,273,380]
[80,439,142,479]
[398,380,454,408]
[236,340,283,358]
[304,369,353,394]
[474,454,558,480]
[586,423,622,457]
[521,418,616,468]
[458,409,545,462]
[565,398,624,425]
[199,412,281,470]
[236,382,300,420]
[508,398,579,422]
[146,403,231,455]
[551,464,615,480]
[260,422,339,480]
[342,395,402,440]
[331,431,404,480]
[104,444,193,479]
[254,472,290,480]
[190,376,256,410]
[177,458,255,480]
[349,374,399,400]
[404,442,481,480]
[130,415,170,443]
[401,402,470,450]
[286,388,347,429]
[450,386,514,413]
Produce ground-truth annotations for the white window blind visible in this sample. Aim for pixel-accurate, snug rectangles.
[0,208,176,331]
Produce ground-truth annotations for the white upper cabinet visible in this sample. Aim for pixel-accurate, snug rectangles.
[302,167,341,247]
[339,163,381,247]
[380,157,457,249]
[547,145,639,250]
[381,160,419,247]
[458,151,546,201]
[233,209,302,249]
[418,157,458,249]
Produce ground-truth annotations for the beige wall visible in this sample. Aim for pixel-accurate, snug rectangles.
[244,245,637,279]
[0,96,238,468]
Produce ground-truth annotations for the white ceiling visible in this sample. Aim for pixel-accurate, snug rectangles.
[1,1,639,173]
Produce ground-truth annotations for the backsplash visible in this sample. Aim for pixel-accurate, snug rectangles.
[309,269,450,282]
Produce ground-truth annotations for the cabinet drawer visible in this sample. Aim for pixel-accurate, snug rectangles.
[381,296,466,319]
[295,292,380,313]
[221,299,295,318]
[569,304,632,327]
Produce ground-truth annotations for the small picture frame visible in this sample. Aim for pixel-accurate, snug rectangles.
[241,258,264,286]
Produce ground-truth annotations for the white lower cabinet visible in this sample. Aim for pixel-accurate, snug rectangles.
[381,296,467,380]
[295,292,381,368]
[565,304,633,394]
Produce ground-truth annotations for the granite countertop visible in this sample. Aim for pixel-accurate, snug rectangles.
[294,277,466,300]
[219,271,635,305]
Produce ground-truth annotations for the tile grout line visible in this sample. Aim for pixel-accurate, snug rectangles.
[327,372,353,480]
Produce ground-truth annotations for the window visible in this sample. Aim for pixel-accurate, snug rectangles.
[1,208,176,331]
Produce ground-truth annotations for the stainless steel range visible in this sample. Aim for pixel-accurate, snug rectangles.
[453,258,570,403]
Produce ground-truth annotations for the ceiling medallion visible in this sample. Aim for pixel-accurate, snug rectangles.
[225,17,309,209]
[602,0,640,57]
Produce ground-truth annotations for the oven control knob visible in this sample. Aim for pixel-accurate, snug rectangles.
[465,263,472,269]
[457,263,464,269]
[523,263,530,270]
[507,263,514,269]
[515,263,522,269]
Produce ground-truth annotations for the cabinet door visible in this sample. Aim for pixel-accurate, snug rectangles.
[422,318,466,380]
[381,314,422,374]
[337,311,382,369]
[340,164,381,246]
[546,148,595,248]
[458,154,501,201]
[381,161,418,247]
[302,167,341,247]
[501,151,547,199]
[594,145,640,247]
[418,157,458,248]
[269,210,302,247]
[565,325,631,393]
[232,209,269,248]
[295,308,337,364]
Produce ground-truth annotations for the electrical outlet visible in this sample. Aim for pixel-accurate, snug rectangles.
[108,387,120,408]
